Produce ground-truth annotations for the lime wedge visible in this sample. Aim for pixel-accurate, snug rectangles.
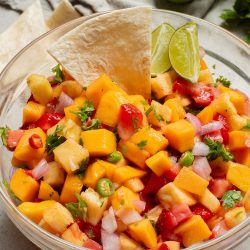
[151,23,175,75]
[169,22,200,83]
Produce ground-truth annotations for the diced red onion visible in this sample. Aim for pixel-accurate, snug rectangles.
[31,159,49,180]
[55,91,74,114]
[192,157,211,180]
[116,208,142,225]
[101,230,120,250]
[169,156,177,165]
[186,113,202,135]
[192,142,209,156]
[200,121,223,135]
[102,207,117,234]
[133,200,146,212]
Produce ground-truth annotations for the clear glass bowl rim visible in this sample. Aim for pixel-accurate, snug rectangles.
[0,8,249,250]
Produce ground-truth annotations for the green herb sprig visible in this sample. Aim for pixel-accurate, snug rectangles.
[0,127,10,146]
[66,193,87,220]
[51,64,63,83]
[221,190,242,209]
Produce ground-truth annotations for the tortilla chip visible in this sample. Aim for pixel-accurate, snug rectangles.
[0,0,48,73]
[48,7,151,98]
[46,0,81,29]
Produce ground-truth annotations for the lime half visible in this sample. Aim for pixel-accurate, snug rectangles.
[169,22,200,83]
[151,23,175,75]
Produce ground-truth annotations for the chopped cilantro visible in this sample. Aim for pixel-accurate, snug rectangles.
[221,190,242,209]
[137,140,147,150]
[51,64,63,83]
[2,179,20,201]
[145,106,153,116]
[73,100,100,131]
[46,125,66,154]
[212,64,216,70]
[75,158,89,178]
[0,126,10,146]
[204,138,234,162]
[140,100,148,105]
[65,193,87,220]
[242,120,250,131]
[153,106,164,122]
[220,9,239,20]
[216,75,231,87]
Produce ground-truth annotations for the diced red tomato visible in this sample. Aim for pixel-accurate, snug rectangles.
[29,134,43,149]
[171,204,193,224]
[83,238,103,250]
[211,220,228,239]
[143,173,167,195]
[7,129,25,150]
[76,219,101,243]
[47,75,57,85]
[191,204,213,222]
[213,114,229,144]
[164,163,181,182]
[157,209,178,241]
[20,123,36,130]
[139,192,157,213]
[35,113,63,132]
[117,104,143,140]
[209,178,233,198]
[158,243,170,250]
[173,77,215,106]
[204,130,223,143]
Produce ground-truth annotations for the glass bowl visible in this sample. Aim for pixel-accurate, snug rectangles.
[0,9,249,250]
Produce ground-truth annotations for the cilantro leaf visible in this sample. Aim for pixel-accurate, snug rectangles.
[220,9,239,20]
[46,125,66,154]
[51,64,63,83]
[145,106,153,116]
[153,106,164,122]
[66,193,87,220]
[73,100,100,131]
[0,126,10,146]
[204,138,234,161]
[221,190,242,209]
[137,140,147,150]
[2,179,20,202]
[216,75,232,87]
[74,158,89,178]
[242,120,250,130]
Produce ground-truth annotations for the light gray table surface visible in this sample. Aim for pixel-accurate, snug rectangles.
[0,0,249,249]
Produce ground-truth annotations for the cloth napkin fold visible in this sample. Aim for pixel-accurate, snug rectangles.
[0,0,216,18]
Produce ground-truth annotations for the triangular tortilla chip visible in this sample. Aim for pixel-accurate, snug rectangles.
[46,0,81,29]
[0,0,48,73]
[48,7,151,98]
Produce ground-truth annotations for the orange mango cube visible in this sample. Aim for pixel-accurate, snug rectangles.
[23,101,45,123]
[164,98,186,122]
[196,105,214,124]
[146,151,173,176]
[10,169,39,202]
[38,181,59,201]
[228,131,250,151]
[164,119,195,153]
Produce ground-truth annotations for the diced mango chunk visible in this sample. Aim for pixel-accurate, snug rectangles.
[234,148,250,168]
[64,104,81,125]
[146,151,173,176]
[226,162,250,192]
[23,101,45,123]
[124,178,145,193]
[165,241,180,250]
[82,161,106,189]
[128,219,157,248]
[164,98,186,122]
[18,200,56,223]
[119,140,150,169]
[43,202,74,234]
[38,181,59,201]
[228,131,250,151]
[130,127,168,155]
[97,160,117,180]
[61,80,83,99]
[111,186,139,211]
[81,129,116,157]
[95,90,129,127]
[10,169,39,202]
[60,174,84,204]
[157,182,196,208]
[54,139,89,174]
[227,114,247,131]
[86,74,125,107]
[196,105,214,124]
[14,128,46,161]
[174,215,212,247]
[198,69,213,83]
[61,222,87,246]
[224,207,246,229]
[164,119,195,153]
[112,166,146,184]
[27,74,53,105]
[218,85,245,114]
[198,189,220,213]
[174,167,209,196]
[81,188,108,226]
